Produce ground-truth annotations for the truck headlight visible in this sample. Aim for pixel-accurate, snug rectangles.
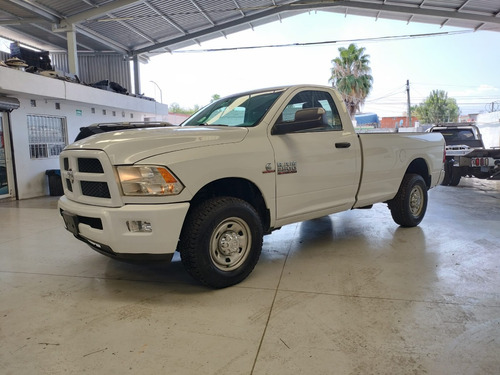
[117,166,184,196]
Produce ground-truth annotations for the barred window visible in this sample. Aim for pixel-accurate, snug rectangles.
[27,115,67,159]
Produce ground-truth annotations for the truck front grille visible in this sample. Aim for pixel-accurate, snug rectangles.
[66,179,73,192]
[81,181,111,198]
[78,158,104,173]
[60,150,123,207]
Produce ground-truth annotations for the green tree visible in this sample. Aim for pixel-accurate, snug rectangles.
[210,94,221,103]
[169,102,181,113]
[412,90,459,124]
[329,44,373,118]
[169,102,198,115]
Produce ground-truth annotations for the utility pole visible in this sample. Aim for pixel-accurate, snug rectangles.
[406,80,412,128]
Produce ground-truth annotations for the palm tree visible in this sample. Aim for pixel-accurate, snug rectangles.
[329,44,373,119]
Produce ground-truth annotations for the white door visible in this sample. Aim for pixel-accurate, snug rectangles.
[268,89,361,224]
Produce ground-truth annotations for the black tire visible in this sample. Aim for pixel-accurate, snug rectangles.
[441,161,452,186]
[388,174,428,227]
[449,168,461,186]
[179,197,263,288]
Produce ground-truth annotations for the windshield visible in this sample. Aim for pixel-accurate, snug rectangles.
[432,128,475,142]
[182,89,284,127]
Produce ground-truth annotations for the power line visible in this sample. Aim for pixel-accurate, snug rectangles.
[365,85,407,102]
[172,30,474,53]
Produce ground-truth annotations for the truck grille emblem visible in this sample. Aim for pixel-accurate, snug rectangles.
[67,168,75,184]
[262,163,275,174]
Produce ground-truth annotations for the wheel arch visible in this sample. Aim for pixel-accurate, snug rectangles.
[405,158,431,188]
[188,177,270,232]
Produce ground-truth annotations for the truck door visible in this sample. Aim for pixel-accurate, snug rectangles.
[268,89,361,224]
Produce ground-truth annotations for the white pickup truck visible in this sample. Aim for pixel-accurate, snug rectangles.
[59,85,445,288]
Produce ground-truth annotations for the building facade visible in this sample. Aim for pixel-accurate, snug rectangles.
[0,66,168,200]
[380,116,419,129]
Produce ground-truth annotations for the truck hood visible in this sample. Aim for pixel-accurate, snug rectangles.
[66,126,249,164]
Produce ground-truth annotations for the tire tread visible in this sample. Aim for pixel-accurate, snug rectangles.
[389,174,428,227]
[179,197,263,288]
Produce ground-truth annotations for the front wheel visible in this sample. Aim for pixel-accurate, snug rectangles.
[179,197,263,288]
[388,174,428,227]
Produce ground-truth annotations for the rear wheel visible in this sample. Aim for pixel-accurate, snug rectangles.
[388,174,428,227]
[441,161,452,186]
[179,197,263,288]
[449,167,462,186]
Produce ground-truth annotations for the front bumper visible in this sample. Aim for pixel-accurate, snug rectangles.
[58,195,190,257]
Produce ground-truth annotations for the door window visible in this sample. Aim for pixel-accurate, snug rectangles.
[273,90,343,133]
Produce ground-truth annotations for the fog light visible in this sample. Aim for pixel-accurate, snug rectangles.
[126,220,152,233]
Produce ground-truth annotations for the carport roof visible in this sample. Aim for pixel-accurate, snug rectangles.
[1,0,499,58]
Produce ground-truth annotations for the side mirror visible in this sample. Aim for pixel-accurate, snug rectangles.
[272,107,326,135]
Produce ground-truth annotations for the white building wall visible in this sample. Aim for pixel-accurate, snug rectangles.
[1,67,168,199]
[476,111,500,149]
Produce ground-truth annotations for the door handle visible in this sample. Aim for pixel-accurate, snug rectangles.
[335,142,351,149]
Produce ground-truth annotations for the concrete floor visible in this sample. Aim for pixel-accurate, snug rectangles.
[1,178,499,375]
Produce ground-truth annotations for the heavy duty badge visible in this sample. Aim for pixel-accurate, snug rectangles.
[277,161,297,175]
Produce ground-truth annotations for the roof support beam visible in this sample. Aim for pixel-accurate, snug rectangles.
[231,0,246,18]
[457,1,473,12]
[133,54,141,95]
[10,21,98,52]
[189,0,215,26]
[7,0,59,23]
[8,1,125,53]
[0,18,46,26]
[143,1,188,36]
[293,0,500,26]
[104,13,157,44]
[133,3,296,55]
[134,0,500,55]
[66,28,79,76]
[53,0,143,32]
[76,25,131,54]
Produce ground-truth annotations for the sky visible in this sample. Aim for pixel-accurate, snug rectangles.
[139,11,500,117]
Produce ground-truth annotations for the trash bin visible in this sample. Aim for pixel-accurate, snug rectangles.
[46,169,63,196]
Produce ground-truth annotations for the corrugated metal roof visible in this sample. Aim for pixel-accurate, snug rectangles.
[0,0,499,57]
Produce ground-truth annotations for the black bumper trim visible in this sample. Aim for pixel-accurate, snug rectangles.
[73,234,174,262]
